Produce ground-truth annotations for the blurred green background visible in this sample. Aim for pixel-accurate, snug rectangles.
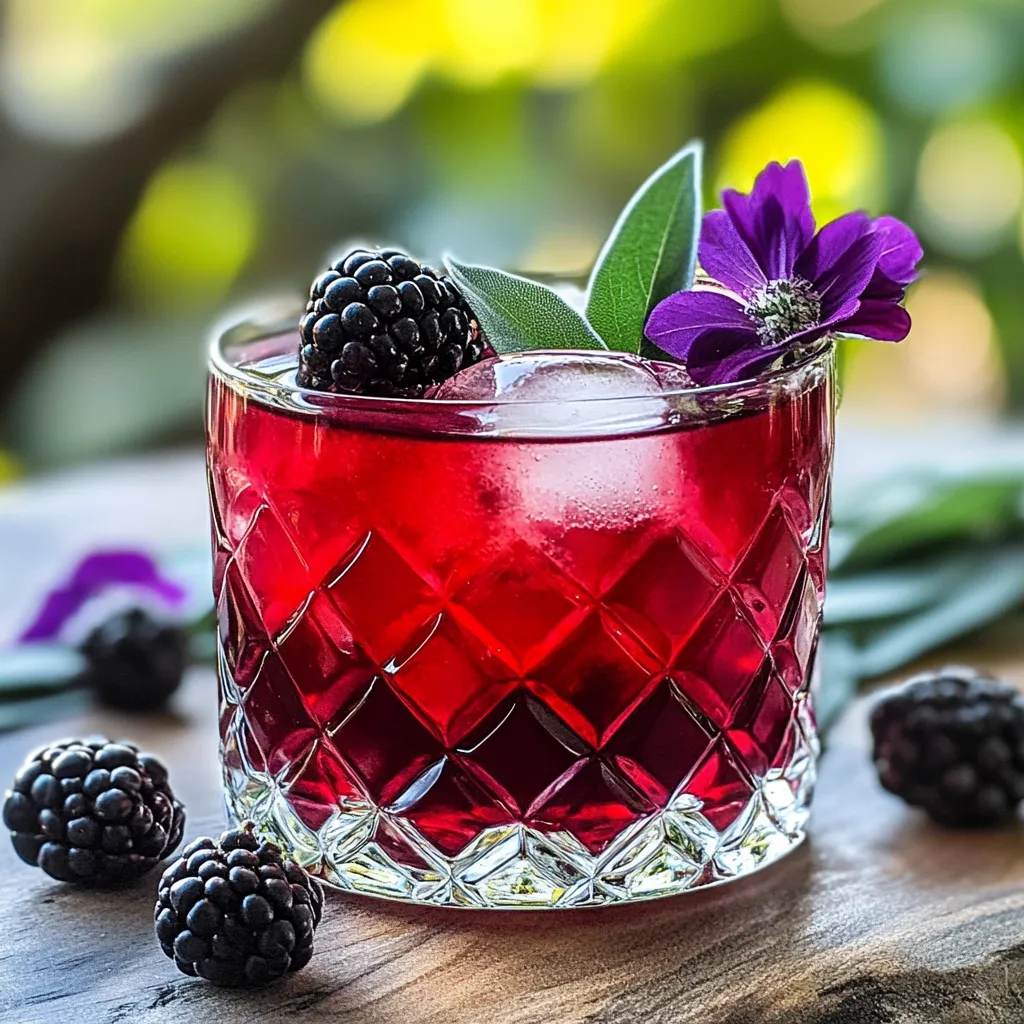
[0,0,1022,474]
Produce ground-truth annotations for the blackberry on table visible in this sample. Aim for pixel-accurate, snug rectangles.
[870,666,1024,827]
[155,823,324,987]
[81,608,189,712]
[2,737,185,884]
[298,246,486,397]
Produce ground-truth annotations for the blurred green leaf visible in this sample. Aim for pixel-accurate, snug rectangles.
[816,632,861,736]
[0,690,90,734]
[825,548,1022,625]
[585,141,702,354]
[852,546,1024,679]
[0,646,83,701]
[444,258,606,354]
[832,476,1024,572]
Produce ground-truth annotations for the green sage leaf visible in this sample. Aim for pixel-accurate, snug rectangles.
[585,140,703,354]
[444,258,606,354]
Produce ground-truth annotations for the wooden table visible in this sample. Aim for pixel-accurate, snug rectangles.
[3,654,1024,1024]
[2,446,1024,1024]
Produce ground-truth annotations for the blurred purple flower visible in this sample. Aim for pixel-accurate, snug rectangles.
[645,160,922,385]
[19,550,186,643]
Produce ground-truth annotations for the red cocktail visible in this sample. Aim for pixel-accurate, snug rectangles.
[208,316,833,907]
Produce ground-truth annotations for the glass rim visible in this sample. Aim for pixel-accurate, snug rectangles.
[208,299,835,413]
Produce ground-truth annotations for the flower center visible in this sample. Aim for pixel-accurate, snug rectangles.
[745,277,821,345]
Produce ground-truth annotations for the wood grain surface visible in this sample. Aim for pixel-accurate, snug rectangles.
[3,656,1024,1024]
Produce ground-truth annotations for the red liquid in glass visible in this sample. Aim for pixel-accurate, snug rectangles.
[208,348,832,866]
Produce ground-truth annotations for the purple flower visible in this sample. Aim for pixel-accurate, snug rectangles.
[644,160,922,386]
[18,549,186,643]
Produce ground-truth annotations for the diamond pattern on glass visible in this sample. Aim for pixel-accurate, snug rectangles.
[527,758,655,856]
[671,594,769,730]
[328,676,443,806]
[326,530,442,665]
[388,757,512,858]
[325,813,447,902]
[239,654,319,777]
[685,738,757,831]
[599,810,718,898]
[773,572,821,695]
[451,541,587,671]
[211,413,826,906]
[274,590,377,728]
[217,561,267,692]
[281,738,365,832]
[542,518,655,600]
[605,678,715,805]
[714,796,798,879]
[452,826,587,908]
[528,610,662,746]
[455,692,587,816]
[604,532,719,663]
[384,611,517,746]
[234,502,314,637]
[219,479,264,548]
[222,633,815,907]
[732,504,804,643]
[727,673,795,778]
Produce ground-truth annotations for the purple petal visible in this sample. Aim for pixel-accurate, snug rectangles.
[698,210,766,298]
[794,212,872,285]
[810,230,883,321]
[18,590,93,645]
[754,160,817,254]
[862,267,905,303]
[644,289,754,360]
[686,329,788,386]
[722,161,815,279]
[873,215,922,286]
[18,550,186,643]
[835,300,912,342]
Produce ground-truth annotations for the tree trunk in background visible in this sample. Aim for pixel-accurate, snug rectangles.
[0,0,339,430]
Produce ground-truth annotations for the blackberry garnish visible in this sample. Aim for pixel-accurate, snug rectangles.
[870,666,1024,827]
[2,737,185,884]
[155,823,324,987]
[81,608,189,712]
[298,246,485,397]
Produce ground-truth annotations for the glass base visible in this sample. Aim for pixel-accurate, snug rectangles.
[222,730,815,909]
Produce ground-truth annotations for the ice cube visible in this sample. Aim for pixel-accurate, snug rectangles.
[435,351,688,543]
[433,351,666,403]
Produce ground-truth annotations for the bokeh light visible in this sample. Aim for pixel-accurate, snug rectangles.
[905,273,1003,407]
[716,81,884,224]
[630,0,767,66]
[844,271,1004,419]
[303,0,666,124]
[780,0,888,52]
[302,0,433,124]
[116,160,259,309]
[519,225,603,277]
[879,5,1012,115]
[1,0,271,142]
[0,450,18,485]
[916,120,1023,257]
